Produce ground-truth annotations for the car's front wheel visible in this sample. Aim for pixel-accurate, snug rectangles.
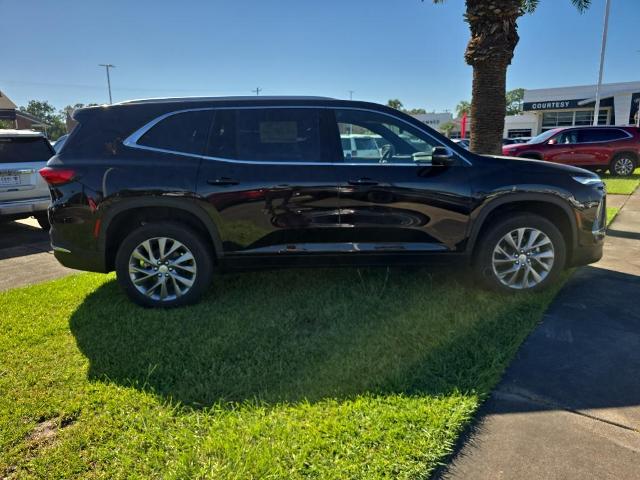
[115,222,213,308]
[475,214,566,292]
[609,154,637,177]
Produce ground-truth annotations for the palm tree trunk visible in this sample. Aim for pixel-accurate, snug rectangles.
[464,0,522,155]
[469,60,508,154]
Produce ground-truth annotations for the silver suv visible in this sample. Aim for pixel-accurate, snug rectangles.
[0,130,54,229]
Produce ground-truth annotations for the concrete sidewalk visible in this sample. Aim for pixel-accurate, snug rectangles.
[440,190,640,480]
[0,219,74,292]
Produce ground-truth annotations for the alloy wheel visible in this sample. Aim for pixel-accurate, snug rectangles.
[491,227,555,290]
[128,237,197,301]
[613,157,635,176]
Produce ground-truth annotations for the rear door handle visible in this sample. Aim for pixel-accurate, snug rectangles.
[207,177,239,186]
[348,178,378,186]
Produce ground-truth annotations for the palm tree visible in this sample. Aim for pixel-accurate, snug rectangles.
[386,99,404,110]
[439,121,457,138]
[431,0,591,154]
[455,100,471,118]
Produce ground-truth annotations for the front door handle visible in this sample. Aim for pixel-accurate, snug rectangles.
[207,177,239,186]
[348,178,378,186]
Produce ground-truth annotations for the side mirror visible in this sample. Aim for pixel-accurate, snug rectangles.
[432,146,454,166]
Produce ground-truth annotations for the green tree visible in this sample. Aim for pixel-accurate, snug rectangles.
[439,121,457,138]
[455,100,471,118]
[430,0,591,154]
[19,100,66,140]
[506,88,525,115]
[406,107,427,114]
[386,99,404,110]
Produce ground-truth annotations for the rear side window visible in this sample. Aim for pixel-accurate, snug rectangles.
[138,110,213,155]
[578,129,629,143]
[208,108,322,162]
[0,137,54,163]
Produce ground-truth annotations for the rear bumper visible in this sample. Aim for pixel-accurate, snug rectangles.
[0,197,49,217]
[52,245,107,273]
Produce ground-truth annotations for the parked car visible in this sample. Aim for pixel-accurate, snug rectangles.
[452,138,469,149]
[502,126,640,176]
[41,97,606,307]
[0,129,54,229]
[341,134,381,161]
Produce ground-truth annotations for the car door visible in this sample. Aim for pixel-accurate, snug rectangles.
[574,128,619,166]
[328,107,473,253]
[544,129,585,165]
[196,107,341,254]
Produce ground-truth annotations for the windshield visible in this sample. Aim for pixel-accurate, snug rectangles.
[527,129,559,144]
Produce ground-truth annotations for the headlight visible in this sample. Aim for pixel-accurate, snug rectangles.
[572,175,603,186]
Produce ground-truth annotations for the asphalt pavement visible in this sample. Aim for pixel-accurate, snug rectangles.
[0,218,74,292]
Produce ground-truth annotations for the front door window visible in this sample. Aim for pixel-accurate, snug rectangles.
[335,109,438,164]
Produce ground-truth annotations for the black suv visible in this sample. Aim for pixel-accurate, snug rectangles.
[41,97,606,307]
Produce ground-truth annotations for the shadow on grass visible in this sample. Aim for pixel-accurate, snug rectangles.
[69,267,554,409]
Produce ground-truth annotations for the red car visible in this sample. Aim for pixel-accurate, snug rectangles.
[502,126,639,176]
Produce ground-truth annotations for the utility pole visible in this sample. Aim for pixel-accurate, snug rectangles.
[99,64,115,104]
[348,90,354,100]
[252,87,262,96]
[593,0,611,126]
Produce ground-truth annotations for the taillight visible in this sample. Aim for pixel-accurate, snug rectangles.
[39,167,76,185]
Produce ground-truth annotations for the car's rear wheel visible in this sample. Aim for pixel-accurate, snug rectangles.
[115,222,213,308]
[609,154,636,177]
[475,214,566,292]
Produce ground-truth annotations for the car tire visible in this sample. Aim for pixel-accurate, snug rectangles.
[35,214,50,230]
[609,154,637,177]
[115,222,214,308]
[474,214,566,293]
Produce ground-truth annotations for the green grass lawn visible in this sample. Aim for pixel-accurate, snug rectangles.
[607,207,620,225]
[0,269,563,479]
[601,168,640,195]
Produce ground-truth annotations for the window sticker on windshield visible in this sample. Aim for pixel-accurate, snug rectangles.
[260,121,298,143]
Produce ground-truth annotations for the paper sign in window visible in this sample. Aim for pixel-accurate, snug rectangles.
[259,121,298,143]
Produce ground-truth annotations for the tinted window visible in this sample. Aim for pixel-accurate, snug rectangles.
[207,108,323,162]
[0,137,54,163]
[334,109,437,164]
[578,128,628,143]
[555,130,578,144]
[237,109,321,162]
[139,110,213,155]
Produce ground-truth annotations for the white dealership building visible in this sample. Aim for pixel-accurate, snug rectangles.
[412,81,640,140]
[504,80,640,138]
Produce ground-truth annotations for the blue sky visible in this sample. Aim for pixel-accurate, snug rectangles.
[1,0,639,112]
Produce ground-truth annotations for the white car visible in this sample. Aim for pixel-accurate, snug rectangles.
[341,134,381,161]
[0,130,54,229]
[452,138,470,149]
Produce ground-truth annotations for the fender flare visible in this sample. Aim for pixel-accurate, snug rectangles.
[98,196,224,259]
[466,192,578,255]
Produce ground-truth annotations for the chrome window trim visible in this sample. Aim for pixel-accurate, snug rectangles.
[122,105,472,166]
